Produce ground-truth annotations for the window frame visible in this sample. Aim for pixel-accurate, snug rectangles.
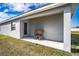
[11,21,16,31]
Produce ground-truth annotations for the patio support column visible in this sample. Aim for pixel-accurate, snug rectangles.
[63,5,71,52]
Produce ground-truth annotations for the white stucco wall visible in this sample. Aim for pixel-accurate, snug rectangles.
[0,20,20,39]
[63,5,71,52]
[29,13,63,42]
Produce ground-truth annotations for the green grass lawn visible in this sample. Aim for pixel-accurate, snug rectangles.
[0,35,71,56]
[71,31,79,56]
[71,31,79,35]
[0,31,79,56]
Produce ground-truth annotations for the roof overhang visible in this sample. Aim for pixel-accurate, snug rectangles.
[71,3,77,16]
[0,3,77,24]
[11,3,68,19]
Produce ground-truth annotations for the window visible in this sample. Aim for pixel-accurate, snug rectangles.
[11,22,16,31]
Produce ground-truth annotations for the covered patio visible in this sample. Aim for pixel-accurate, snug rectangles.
[19,4,76,52]
[20,12,64,51]
[22,12,64,42]
[20,12,69,52]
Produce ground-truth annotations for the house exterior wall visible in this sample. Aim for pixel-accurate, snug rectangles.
[0,20,20,39]
[29,13,63,42]
[0,4,71,52]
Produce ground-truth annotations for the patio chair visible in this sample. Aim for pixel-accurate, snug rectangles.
[34,28,44,40]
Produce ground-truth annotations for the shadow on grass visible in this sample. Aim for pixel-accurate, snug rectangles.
[71,33,79,54]
[71,34,79,45]
[71,48,79,53]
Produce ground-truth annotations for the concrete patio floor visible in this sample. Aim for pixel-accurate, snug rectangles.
[22,38,64,50]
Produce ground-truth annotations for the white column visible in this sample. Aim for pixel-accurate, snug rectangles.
[63,6,71,52]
